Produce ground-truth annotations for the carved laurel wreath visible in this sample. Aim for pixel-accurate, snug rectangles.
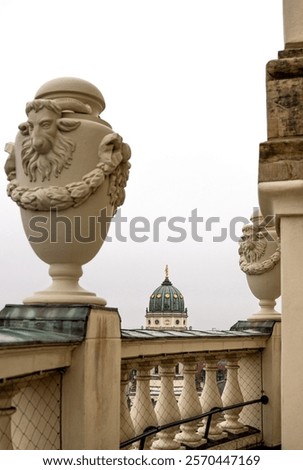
[239,242,281,275]
[6,132,131,212]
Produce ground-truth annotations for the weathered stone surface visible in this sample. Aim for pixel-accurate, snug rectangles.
[259,54,303,182]
[266,59,303,138]
[259,138,303,182]
[278,47,303,59]
[267,57,303,78]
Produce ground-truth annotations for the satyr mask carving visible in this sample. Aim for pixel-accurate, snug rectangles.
[239,225,267,264]
[239,223,280,275]
[5,96,131,212]
[19,99,81,182]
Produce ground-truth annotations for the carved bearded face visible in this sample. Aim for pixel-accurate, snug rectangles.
[27,108,58,155]
[20,101,80,182]
[240,225,267,264]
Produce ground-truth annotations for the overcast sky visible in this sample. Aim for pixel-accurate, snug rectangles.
[0,0,284,330]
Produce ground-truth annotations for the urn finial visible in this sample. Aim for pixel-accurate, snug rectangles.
[4,77,131,306]
[239,209,281,321]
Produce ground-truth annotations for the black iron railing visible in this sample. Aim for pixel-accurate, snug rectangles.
[120,395,269,449]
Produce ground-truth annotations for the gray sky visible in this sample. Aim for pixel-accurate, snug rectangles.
[0,0,283,330]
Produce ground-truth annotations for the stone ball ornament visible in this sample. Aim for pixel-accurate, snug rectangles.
[4,77,131,305]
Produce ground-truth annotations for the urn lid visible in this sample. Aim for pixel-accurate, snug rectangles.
[34,77,106,116]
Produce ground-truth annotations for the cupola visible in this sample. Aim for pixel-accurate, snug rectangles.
[145,266,188,331]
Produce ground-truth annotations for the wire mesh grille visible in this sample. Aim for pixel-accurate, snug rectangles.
[120,368,136,444]
[0,371,61,450]
[122,352,264,449]
[130,368,157,429]
[238,352,262,430]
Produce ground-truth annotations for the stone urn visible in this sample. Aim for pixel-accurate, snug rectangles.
[4,77,131,305]
[239,208,281,321]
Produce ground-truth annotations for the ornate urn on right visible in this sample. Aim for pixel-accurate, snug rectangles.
[239,208,281,321]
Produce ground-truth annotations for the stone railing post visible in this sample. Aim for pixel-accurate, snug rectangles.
[61,308,121,449]
[130,362,157,449]
[199,359,226,440]
[151,360,181,450]
[175,358,205,447]
[261,324,281,447]
[221,356,247,434]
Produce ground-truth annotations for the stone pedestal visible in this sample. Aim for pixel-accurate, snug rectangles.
[61,307,121,449]
[261,322,281,448]
[279,217,303,449]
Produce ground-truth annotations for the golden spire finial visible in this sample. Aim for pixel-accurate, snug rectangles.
[165,264,169,279]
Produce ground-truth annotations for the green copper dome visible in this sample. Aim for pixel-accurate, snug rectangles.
[147,270,187,314]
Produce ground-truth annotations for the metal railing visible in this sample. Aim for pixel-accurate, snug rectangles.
[120,395,269,450]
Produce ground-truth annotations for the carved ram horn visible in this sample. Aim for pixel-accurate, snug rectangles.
[54,98,92,115]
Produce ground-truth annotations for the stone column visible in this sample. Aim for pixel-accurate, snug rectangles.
[258,0,303,449]
[260,165,303,449]
[283,0,303,47]
[280,217,303,448]
[61,307,121,449]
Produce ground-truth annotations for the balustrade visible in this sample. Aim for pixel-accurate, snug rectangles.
[0,325,273,450]
[121,348,264,450]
